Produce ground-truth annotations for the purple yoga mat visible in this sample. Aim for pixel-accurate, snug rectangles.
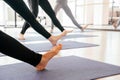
[0,56,120,80]
[24,41,99,52]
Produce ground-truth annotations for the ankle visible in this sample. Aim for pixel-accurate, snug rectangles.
[35,55,47,71]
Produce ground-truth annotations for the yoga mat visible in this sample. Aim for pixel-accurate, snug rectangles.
[17,34,97,42]
[62,34,97,39]
[0,56,120,80]
[24,41,99,52]
[88,28,120,32]
[18,35,46,42]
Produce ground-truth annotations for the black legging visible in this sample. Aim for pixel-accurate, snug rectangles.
[21,0,39,34]
[0,30,42,66]
[21,0,64,34]
[4,0,51,39]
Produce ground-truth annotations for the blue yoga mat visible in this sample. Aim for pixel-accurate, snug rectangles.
[0,56,120,80]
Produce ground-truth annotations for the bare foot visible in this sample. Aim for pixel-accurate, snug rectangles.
[48,29,73,46]
[62,30,73,36]
[81,24,89,32]
[35,44,62,71]
[113,22,118,30]
[18,33,25,40]
[48,30,72,46]
[48,35,61,46]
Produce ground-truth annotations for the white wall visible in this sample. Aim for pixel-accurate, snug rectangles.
[0,1,6,26]
[93,0,109,25]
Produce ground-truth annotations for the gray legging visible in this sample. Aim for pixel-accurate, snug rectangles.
[116,17,120,27]
[52,0,82,30]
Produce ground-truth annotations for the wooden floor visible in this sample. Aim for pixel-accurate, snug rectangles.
[0,26,120,80]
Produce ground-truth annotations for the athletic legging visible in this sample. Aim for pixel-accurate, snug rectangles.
[4,0,51,39]
[116,17,120,27]
[0,30,42,66]
[21,0,64,34]
[53,0,82,29]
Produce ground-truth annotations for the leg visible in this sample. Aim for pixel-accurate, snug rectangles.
[0,30,42,67]
[39,0,64,32]
[62,3,88,31]
[113,17,120,29]
[19,0,39,40]
[4,0,64,46]
[39,0,73,34]
[54,3,61,15]
[0,31,62,70]
[117,19,120,27]
[50,3,62,33]
[36,43,62,70]
[4,0,50,38]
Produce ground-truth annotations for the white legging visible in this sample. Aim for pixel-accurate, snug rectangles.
[55,0,82,29]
